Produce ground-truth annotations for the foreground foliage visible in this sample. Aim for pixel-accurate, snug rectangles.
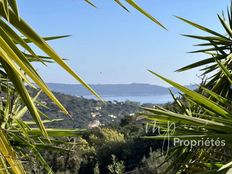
[145,3,232,174]
[0,0,107,173]
[0,1,165,173]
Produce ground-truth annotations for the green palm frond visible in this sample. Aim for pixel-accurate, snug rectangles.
[85,0,166,29]
[144,4,232,173]
[0,0,170,173]
[175,4,232,99]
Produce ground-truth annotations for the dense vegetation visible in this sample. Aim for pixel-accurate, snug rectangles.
[25,106,168,173]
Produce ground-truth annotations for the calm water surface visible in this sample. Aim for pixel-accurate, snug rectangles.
[83,94,175,104]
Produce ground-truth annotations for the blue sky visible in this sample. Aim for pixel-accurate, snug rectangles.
[18,0,230,86]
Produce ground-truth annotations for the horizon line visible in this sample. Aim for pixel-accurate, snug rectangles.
[46,82,196,87]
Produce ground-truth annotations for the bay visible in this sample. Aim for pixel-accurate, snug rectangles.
[83,94,175,104]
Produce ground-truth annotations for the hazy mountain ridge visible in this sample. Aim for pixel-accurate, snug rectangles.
[47,83,196,97]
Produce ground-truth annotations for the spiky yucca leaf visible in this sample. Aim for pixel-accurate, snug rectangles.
[0,0,166,173]
[144,72,232,173]
[144,5,232,173]
[175,3,232,100]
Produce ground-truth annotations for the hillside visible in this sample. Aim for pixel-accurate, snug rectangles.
[27,89,142,129]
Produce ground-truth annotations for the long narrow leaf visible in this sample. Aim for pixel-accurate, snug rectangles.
[148,70,231,118]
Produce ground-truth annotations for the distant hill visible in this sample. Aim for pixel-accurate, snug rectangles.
[47,83,196,97]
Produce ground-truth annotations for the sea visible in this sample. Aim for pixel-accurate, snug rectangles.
[83,94,175,104]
